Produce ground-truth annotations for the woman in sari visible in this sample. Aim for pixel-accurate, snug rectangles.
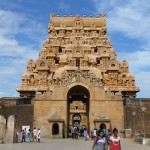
[92,130,108,150]
[25,129,31,143]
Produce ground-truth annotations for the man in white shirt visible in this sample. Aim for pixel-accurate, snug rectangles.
[33,127,37,142]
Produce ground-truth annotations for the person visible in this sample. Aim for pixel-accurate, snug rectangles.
[93,128,97,140]
[30,129,33,142]
[106,129,111,145]
[91,131,94,140]
[18,130,22,143]
[22,130,25,142]
[25,129,31,143]
[110,128,121,150]
[92,130,108,150]
[24,128,27,136]
[33,127,37,142]
[80,126,84,136]
[71,126,75,139]
[75,127,79,139]
[37,128,41,143]
[84,128,89,141]
[102,127,106,136]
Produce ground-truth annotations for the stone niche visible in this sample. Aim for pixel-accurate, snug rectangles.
[94,113,110,130]
[48,113,64,139]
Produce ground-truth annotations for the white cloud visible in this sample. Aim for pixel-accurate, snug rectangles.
[0,10,47,58]
[136,72,150,98]
[92,0,150,97]
[0,10,47,97]
[93,0,150,40]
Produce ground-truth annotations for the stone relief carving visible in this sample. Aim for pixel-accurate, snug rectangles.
[70,101,86,112]
[17,14,139,95]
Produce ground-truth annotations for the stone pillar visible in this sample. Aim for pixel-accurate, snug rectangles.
[0,115,6,144]
[5,115,15,144]
[49,123,52,138]
[59,122,63,138]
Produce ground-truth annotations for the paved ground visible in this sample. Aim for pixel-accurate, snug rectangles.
[0,138,149,150]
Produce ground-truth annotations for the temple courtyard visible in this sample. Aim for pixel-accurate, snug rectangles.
[0,138,149,150]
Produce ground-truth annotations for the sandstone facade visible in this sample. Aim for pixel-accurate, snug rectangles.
[16,14,139,138]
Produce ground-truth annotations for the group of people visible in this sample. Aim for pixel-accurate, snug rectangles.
[16,127,41,143]
[92,128,121,150]
[71,126,91,140]
[71,125,121,150]
[71,126,84,139]
[16,125,121,150]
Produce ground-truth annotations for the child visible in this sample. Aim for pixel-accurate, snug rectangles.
[91,131,94,140]
[37,128,41,143]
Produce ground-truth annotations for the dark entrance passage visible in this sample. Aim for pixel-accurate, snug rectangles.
[52,123,59,135]
[100,123,106,130]
[67,85,90,137]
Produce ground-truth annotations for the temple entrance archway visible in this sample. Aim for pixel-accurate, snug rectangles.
[67,85,90,136]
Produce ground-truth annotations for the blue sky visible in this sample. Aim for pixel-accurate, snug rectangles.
[0,0,150,98]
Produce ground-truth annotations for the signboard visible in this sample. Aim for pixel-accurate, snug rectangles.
[125,129,132,138]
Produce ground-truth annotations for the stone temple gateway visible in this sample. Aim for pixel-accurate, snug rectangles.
[17,14,139,138]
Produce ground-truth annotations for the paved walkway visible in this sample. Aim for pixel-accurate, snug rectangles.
[0,138,149,150]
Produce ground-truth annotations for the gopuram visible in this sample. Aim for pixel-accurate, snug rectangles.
[16,14,140,138]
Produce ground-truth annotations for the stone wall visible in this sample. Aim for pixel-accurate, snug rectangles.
[0,115,6,143]
[0,97,150,140]
[125,98,150,136]
[0,97,33,143]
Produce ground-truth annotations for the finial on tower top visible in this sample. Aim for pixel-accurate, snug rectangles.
[50,13,56,18]
[101,14,106,17]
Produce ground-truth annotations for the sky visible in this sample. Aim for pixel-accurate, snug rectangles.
[0,0,150,98]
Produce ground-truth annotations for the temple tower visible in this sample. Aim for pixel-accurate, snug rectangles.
[17,14,139,138]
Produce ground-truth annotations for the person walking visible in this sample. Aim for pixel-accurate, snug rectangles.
[110,128,121,150]
[22,130,25,142]
[71,126,75,139]
[102,127,106,137]
[37,128,41,143]
[33,127,37,142]
[106,129,111,145]
[18,130,22,143]
[93,128,97,140]
[30,129,33,142]
[80,126,84,136]
[91,131,94,140]
[25,129,31,143]
[75,127,79,139]
[84,128,89,141]
[92,130,108,150]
